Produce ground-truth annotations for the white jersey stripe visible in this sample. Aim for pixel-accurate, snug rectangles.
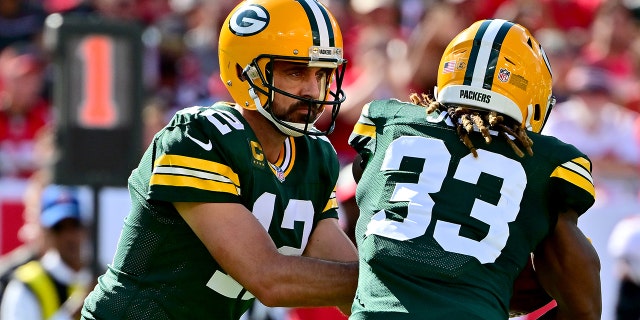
[562,161,594,185]
[153,166,236,185]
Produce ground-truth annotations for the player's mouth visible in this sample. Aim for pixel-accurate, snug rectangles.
[290,104,322,123]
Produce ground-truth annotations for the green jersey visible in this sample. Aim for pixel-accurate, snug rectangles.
[348,99,595,320]
[82,103,340,320]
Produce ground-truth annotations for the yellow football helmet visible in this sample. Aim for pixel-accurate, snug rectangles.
[436,19,555,133]
[218,0,346,136]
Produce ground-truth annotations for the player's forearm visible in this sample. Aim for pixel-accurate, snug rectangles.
[535,210,601,320]
[551,275,601,320]
[251,256,358,308]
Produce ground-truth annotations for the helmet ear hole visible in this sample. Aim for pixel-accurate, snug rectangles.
[533,104,541,121]
[236,63,246,81]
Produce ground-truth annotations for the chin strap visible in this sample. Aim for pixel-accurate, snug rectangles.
[249,87,307,137]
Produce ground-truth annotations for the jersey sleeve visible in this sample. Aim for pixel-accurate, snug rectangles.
[349,103,377,159]
[547,153,595,216]
[147,106,242,204]
[315,135,340,221]
[310,184,338,223]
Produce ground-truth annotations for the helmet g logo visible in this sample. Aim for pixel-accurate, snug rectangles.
[229,4,270,37]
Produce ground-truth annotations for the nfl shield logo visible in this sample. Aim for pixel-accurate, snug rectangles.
[268,163,286,182]
[498,68,511,82]
[275,166,285,182]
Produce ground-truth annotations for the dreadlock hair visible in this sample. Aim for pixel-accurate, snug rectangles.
[409,92,534,158]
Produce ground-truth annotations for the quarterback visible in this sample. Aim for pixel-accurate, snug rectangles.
[81,0,357,319]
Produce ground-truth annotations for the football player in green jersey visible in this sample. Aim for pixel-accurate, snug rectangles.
[81,1,358,319]
[348,19,601,320]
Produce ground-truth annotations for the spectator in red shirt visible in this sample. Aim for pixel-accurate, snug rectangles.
[0,42,51,179]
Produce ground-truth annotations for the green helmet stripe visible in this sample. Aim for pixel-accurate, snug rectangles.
[464,19,515,89]
[296,0,335,47]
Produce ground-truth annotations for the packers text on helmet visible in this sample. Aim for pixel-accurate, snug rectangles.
[436,19,555,133]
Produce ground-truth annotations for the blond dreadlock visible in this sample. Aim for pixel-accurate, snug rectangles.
[409,92,534,158]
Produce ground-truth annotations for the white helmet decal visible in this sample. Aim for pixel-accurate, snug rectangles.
[229,4,270,37]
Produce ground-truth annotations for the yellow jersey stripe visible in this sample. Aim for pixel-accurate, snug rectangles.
[550,166,595,197]
[323,197,338,212]
[352,122,376,138]
[274,141,286,167]
[150,174,240,195]
[284,137,295,176]
[571,157,591,172]
[154,154,240,186]
[322,189,338,212]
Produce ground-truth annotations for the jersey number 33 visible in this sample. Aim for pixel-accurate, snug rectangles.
[366,136,525,264]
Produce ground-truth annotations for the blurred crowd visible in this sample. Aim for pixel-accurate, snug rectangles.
[1,0,640,319]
